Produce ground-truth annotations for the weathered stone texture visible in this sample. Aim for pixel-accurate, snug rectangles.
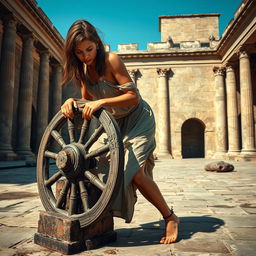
[168,66,215,157]
[160,14,219,43]
[131,65,216,158]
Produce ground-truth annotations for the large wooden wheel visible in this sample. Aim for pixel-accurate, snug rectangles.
[37,101,124,228]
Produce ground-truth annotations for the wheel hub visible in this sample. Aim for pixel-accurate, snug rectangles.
[56,144,87,180]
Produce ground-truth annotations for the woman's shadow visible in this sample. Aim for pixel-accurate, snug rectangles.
[112,216,225,247]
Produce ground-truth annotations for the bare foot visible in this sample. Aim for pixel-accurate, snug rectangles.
[160,213,179,244]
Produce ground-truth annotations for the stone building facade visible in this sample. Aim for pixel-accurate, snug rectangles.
[0,0,63,160]
[119,0,256,161]
[0,0,255,161]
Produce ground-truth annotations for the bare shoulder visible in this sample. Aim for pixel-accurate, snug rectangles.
[106,52,124,70]
[105,52,131,84]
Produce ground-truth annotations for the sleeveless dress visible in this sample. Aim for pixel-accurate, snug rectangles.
[85,78,156,223]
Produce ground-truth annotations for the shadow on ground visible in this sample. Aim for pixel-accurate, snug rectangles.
[111,216,225,247]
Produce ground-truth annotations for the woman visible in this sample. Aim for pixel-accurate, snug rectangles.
[61,19,179,244]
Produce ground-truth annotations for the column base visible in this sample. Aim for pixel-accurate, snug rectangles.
[16,149,35,159]
[212,152,227,160]
[156,152,173,159]
[236,150,256,161]
[0,150,18,160]
[241,149,256,154]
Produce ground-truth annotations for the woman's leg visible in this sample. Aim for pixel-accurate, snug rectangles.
[132,164,179,244]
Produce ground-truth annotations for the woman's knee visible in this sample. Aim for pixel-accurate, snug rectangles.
[132,167,145,186]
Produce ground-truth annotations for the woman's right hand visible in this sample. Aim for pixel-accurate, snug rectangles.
[61,98,78,119]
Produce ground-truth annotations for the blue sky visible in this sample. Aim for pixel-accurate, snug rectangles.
[37,0,242,51]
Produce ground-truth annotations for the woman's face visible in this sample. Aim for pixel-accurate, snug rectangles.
[74,39,97,66]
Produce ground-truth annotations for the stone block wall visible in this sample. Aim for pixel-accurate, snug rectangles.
[168,65,216,158]
[160,14,219,43]
[127,64,216,158]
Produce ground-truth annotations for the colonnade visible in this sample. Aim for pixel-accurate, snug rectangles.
[213,49,256,158]
[0,16,63,160]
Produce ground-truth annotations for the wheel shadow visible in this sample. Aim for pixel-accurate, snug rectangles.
[111,216,225,247]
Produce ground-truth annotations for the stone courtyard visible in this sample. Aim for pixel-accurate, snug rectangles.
[0,158,255,256]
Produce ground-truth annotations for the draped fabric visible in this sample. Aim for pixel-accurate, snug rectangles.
[85,78,156,222]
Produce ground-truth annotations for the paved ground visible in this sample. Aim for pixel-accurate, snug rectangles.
[0,158,256,256]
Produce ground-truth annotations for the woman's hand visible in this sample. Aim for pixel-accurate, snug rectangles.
[81,100,104,119]
[61,98,78,119]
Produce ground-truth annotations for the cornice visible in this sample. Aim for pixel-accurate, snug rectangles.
[118,50,219,60]
[20,0,64,48]
[216,0,255,56]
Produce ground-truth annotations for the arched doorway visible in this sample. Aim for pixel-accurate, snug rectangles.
[182,118,205,158]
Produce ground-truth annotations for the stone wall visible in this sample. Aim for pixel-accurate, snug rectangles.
[168,65,216,158]
[160,14,219,43]
[129,64,216,158]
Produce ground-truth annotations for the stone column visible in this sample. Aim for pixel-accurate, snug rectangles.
[36,50,50,151]
[51,63,63,117]
[213,67,227,158]
[16,33,35,158]
[128,69,139,84]
[157,68,172,157]
[0,17,17,160]
[239,50,256,154]
[225,65,240,155]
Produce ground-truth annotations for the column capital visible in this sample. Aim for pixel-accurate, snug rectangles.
[157,67,171,77]
[239,50,249,60]
[128,69,139,81]
[226,65,234,73]
[2,15,17,30]
[21,32,34,41]
[128,69,139,76]
[213,66,225,76]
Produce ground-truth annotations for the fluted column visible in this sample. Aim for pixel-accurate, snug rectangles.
[239,50,256,154]
[157,68,172,157]
[51,63,63,117]
[36,50,50,151]
[128,69,139,84]
[0,17,17,160]
[225,65,240,154]
[213,67,227,157]
[16,34,35,158]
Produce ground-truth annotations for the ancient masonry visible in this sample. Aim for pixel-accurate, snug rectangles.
[0,0,255,161]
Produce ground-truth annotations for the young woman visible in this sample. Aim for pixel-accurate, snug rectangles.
[61,19,179,244]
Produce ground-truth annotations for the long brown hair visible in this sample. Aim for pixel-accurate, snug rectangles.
[62,19,106,86]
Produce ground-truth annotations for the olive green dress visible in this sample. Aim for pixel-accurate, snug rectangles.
[85,78,156,223]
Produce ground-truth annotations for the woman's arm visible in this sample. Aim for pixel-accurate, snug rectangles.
[82,53,140,119]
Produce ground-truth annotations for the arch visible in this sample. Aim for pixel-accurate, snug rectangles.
[181,118,205,158]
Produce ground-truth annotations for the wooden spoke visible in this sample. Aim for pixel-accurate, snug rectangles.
[67,119,75,143]
[56,180,70,209]
[44,150,58,159]
[84,124,104,150]
[51,130,66,148]
[85,144,110,159]
[79,180,89,211]
[78,119,90,144]
[68,183,77,215]
[45,171,62,187]
[84,170,105,191]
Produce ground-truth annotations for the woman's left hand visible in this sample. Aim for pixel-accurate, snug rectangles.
[81,100,104,119]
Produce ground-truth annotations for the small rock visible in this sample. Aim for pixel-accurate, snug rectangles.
[204,161,234,172]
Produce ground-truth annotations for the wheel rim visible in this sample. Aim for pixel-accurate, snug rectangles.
[37,102,124,227]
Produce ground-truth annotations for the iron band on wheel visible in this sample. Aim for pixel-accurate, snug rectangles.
[36,100,124,227]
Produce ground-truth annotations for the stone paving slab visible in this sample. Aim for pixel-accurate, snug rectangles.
[224,240,256,256]
[0,158,256,255]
